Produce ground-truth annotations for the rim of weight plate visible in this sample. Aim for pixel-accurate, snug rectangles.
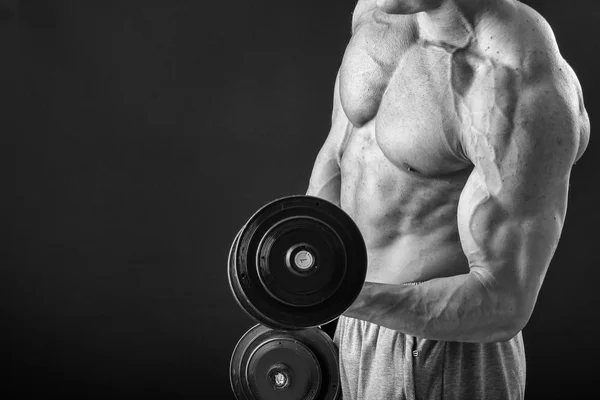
[229,228,277,326]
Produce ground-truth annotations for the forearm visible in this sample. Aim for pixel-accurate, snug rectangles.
[344,270,523,343]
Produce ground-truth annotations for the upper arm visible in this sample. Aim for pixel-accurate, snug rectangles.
[457,79,582,328]
[306,71,353,205]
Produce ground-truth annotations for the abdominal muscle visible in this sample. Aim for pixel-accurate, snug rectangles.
[339,123,472,285]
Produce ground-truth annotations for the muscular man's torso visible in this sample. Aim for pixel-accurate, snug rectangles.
[336,1,588,285]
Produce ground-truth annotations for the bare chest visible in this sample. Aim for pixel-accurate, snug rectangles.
[339,19,483,176]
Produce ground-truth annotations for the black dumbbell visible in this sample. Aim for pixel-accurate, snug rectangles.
[230,324,340,400]
[228,195,367,329]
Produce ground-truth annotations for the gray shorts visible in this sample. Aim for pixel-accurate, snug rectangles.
[334,316,526,400]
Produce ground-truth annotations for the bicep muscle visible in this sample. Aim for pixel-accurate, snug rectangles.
[457,81,580,321]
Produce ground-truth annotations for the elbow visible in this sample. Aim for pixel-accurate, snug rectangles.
[494,320,525,343]
[472,270,533,342]
[483,314,527,343]
[492,297,533,343]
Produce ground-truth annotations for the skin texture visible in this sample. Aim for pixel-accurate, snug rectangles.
[306,0,590,343]
[376,0,445,14]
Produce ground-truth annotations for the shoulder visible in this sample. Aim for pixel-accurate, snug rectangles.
[475,1,562,77]
[351,0,378,32]
[465,1,589,162]
[350,0,415,34]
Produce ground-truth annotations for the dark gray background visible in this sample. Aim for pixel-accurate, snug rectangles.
[2,0,598,398]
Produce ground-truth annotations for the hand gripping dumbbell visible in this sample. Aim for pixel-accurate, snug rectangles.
[228,196,367,400]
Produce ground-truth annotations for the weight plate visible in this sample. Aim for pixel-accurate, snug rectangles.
[230,324,340,400]
[228,196,367,329]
